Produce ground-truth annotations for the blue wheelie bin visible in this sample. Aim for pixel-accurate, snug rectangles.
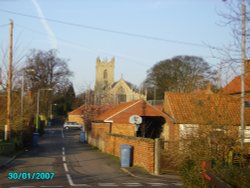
[120,144,133,167]
[32,132,39,147]
[80,131,85,143]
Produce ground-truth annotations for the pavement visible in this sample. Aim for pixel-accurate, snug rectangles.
[0,153,20,169]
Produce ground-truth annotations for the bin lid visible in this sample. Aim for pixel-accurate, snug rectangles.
[120,144,132,148]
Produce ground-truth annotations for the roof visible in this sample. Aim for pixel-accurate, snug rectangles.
[111,79,138,91]
[94,100,168,124]
[164,92,247,125]
[223,74,250,94]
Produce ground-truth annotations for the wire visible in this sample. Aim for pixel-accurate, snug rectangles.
[0,8,219,49]
[15,24,224,66]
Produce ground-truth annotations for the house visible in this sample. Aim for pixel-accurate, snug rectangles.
[67,104,112,125]
[223,74,250,96]
[93,99,170,139]
[94,57,146,104]
[163,90,250,142]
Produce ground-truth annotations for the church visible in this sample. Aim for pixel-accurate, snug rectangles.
[94,57,146,104]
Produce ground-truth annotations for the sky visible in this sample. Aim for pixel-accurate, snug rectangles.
[0,0,237,94]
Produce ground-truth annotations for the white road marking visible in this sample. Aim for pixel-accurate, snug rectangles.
[98,183,119,186]
[63,163,69,172]
[66,174,74,186]
[147,183,169,186]
[62,156,66,162]
[61,130,64,138]
[122,182,143,187]
[62,147,65,155]
[66,174,89,187]
[172,183,183,186]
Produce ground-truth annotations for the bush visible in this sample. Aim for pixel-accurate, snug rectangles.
[0,142,15,155]
[212,164,250,188]
[179,159,206,188]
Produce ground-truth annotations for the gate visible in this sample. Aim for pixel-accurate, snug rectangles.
[159,140,181,174]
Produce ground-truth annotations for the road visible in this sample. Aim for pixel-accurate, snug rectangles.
[0,126,183,188]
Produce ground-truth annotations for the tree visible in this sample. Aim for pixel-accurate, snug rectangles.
[216,0,250,76]
[53,83,76,117]
[23,49,73,119]
[143,55,217,99]
[24,49,73,93]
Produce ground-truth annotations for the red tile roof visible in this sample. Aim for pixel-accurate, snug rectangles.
[164,92,247,125]
[94,100,168,124]
[223,74,250,94]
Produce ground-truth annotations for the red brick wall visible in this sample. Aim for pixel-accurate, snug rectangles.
[91,123,109,137]
[111,123,135,136]
[89,122,155,173]
[105,134,155,173]
[89,123,109,151]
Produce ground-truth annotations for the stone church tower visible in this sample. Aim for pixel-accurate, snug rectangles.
[94,56,146,104]
[95,57,115,95]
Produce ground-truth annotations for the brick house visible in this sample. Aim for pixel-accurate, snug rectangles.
[163,91,249,142]
[223,75,250,95]
[93,99,170,139]
[67,104,112,125]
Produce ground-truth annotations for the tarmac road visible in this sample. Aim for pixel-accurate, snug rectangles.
[0,125,183,188]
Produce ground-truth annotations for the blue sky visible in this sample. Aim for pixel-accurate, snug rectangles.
[0,0,234,94]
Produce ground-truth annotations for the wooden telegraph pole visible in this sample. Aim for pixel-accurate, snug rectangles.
[6,19,13,141]
[240,0,246,149]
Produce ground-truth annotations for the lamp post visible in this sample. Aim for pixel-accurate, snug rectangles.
[36,88,53,133]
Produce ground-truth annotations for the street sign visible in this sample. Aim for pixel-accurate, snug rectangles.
[129,115,142,124]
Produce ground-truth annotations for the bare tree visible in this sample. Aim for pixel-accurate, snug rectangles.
[216,0,250,76]
[143,55,217,99]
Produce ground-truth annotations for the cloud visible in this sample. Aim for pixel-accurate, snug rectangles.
[31,0,57,49]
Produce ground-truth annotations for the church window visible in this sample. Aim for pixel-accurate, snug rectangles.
[117,87,126,103]
[103,69,108,79]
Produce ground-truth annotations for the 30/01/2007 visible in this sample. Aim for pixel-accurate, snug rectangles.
[7,172,55,180]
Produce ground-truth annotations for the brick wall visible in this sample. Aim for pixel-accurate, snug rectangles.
[68,115,84,124]
[89,122,155,173]
[161,123,169,140]
[112,123,135,136]
[89,122,109,151]
[105,134,155,173]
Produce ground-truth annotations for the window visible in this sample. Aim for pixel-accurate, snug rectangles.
[243,126,250,143]
[103,69,108,79]
[117,87,126,103]
[180,124,199,138]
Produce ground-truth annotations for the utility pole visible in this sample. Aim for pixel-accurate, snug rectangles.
[6,19,13,141]
[240,0,246,149]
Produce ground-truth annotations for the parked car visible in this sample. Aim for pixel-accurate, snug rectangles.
[63,121,83,130]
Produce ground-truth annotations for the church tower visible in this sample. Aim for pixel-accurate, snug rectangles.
[95,57,115,93]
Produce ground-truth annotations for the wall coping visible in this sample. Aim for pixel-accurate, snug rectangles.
[107,133,155,143]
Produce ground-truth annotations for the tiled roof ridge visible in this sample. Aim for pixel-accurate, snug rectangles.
[68,104,85,115]
[223,74,250,94]
[164,92,176,123]
[104,100,141,121]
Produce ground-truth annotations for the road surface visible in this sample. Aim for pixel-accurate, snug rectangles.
[0,126,183,187]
